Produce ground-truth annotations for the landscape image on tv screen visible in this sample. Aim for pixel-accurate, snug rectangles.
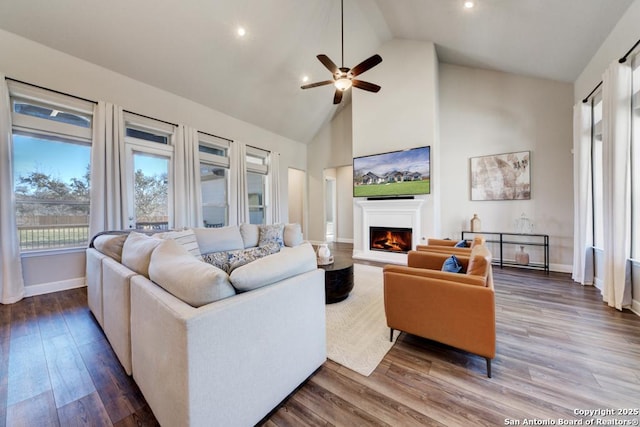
[353,146,430,197]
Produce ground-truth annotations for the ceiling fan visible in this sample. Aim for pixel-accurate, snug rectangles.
[301,0,382,105]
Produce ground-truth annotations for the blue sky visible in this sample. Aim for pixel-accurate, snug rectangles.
[13,134,167,187]
[354,146,430,177]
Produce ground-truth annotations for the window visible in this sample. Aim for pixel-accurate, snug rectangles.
[199,134,230,228]
[246,147,269,225]
[124,113,175,230]
[631,53,640,259]
[591,92,604,250]
[9,82,94,251]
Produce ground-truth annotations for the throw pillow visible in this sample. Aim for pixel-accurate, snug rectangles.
[202,242,281,274]
[157,229,202,259]
[442,255,463,273]
[193,225,244,254]
[230,242,317,292]
[258,223,285,247]
[92,233,127,262]
[283,223,303,247]
[454,240,467,248]
[121,232,163,278]
[240,223,260,248]
[149,239,236,307]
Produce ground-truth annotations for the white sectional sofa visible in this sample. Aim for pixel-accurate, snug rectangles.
[85,223,326,427]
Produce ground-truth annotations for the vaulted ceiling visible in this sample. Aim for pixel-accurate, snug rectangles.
[0,0,633,143]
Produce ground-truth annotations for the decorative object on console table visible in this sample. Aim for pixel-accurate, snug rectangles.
[470,213,481,232]
[316,243,334,265]
[470,151,531,201]
[515,246,530,265]
[514,212,534,234]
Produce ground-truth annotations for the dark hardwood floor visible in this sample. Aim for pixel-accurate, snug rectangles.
[1,243,639,426]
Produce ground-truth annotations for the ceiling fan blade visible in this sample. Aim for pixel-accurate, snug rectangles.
[317,54,339,74]
[333,89,343,104]
[352,79,381,93]
[350,54,382,77]
[301,80,334,89]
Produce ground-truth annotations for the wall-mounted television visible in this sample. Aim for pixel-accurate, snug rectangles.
[353,146,431,198]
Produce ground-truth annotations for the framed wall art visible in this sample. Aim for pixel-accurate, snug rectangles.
[470,151,531,201]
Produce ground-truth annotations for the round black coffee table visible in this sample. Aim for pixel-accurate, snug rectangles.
[319,257,354,304]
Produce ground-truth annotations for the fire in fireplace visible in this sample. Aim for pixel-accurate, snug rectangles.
[369,227,412,253]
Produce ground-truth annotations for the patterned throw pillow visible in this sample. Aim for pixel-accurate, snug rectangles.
[258,223,285,247]
[157,229,202,259]
[202,242,281,274]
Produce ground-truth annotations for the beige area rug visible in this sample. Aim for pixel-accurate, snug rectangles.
[325,264,399,376]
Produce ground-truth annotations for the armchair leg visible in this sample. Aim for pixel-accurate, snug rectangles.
[389,328,394,342]
[486,358,492,378]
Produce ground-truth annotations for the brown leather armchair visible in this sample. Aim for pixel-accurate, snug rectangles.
[383,244,496,377]
[415,235,486,256]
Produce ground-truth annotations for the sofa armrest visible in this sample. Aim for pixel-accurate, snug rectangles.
[383,268,495,359]
[130,269,326,427]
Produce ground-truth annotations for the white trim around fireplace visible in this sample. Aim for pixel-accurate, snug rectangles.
[353,199,424,264]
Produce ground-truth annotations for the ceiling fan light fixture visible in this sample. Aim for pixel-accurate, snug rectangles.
[335,77,352,91]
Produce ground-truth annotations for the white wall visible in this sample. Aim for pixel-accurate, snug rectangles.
[306,104,353,243]
[0,29,308,290]
[352,39,440,249]
[336,165,354,243]
[439,63,574,270]
[574,0,640,103]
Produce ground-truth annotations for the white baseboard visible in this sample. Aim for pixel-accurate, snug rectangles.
[594,277,604,292]
[336,237,354,244]
[24,277,86,297]
[549,263,572,273]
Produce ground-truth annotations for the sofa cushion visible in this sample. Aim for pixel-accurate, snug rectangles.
[149,239,236,307]
[194,226,244,254]
[283,223,303,247]
[442,255,463,273]
[230,242,317,292]
[202,242,281,274]
[93,233,127,262]
[157,228,202,259]
[240,223,260,248]
[121,232,163,278]
[258,223,285,247]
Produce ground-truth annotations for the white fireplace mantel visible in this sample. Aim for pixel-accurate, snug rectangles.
[353,199,424,264]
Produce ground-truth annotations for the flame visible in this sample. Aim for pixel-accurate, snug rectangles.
[370,229,412,253]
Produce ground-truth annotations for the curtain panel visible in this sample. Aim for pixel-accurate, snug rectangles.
[0,75,25,304]
[572,102,594,285]
[601,61,633,310]
[89,102,126,238]
[232,142,249,224]
[173,125,202,228]
[270,152,281,223]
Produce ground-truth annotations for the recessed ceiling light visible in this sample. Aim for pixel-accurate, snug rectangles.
[302,75,309,83]
[236,26,246,37]
[464,1,475,9]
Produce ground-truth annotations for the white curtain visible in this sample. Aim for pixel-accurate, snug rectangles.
[270,151,281,223]
[173,125,202,228]
[232,141,249,224]
[89,102,126,238]
[572,102,594,285]
[0,76,25,304]
[601,61,633,310]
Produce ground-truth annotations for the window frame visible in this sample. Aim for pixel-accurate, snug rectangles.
[9,82,94,253]
[199,133,231,228]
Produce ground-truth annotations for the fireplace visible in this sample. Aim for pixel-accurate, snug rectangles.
[369,227,412,253]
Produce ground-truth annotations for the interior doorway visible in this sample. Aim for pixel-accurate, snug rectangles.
[324,170,337,242]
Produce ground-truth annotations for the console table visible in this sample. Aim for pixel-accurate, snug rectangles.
[462,231,549,274]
